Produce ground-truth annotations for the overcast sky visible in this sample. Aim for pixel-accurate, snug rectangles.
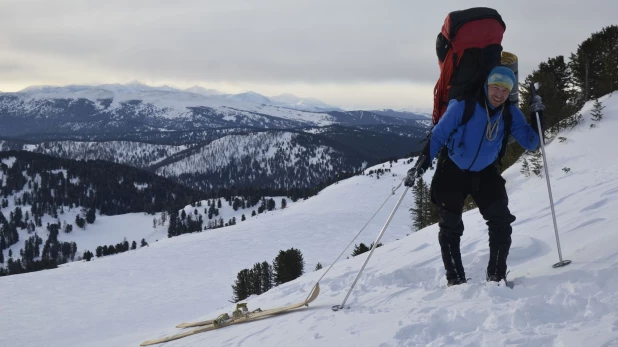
[1,0,616,111]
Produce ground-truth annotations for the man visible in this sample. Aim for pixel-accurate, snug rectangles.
[405,65,546,286]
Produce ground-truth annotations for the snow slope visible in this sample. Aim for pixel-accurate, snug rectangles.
[2,93,618,347]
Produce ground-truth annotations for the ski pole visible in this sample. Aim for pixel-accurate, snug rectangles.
[530,83,571,269]
[332,184,410,311]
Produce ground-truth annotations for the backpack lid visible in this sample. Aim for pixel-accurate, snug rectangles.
[443,7,506,41]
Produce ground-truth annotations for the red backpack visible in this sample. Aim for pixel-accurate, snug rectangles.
[432,7,506,125]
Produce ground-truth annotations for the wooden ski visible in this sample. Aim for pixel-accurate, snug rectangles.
[140,284,320,346]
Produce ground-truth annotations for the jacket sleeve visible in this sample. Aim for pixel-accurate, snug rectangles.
[509,106,540,151]
[429,99,465,160]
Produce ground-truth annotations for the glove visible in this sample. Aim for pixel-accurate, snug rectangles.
[529,95,545,113]
[404,155,431,187]
[404,168,417,187]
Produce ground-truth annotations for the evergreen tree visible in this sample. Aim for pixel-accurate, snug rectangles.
[131,241,137,250]
[315,262,323,271]
[231,269,251,302]
[530,151,543,176]
[0,250,3,264]
[260,261,273,293]
[410,177,435,231]
[141,238,148,247]
[75,215,86,229]
[267,198,276,211]
[86,208,96,224]
[519,55,579,136]
[281,198,287,209]
[351,243,370,256]
[241,214,246,222]
[591,99,605,121]
[520,158,531,177]
[569,25,618,101]
[273,248,305,285]
[249,263,263,295]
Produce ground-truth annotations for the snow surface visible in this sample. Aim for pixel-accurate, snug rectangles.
[2,93,618,346]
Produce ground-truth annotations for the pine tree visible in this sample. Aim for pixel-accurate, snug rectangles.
[530,151,543,176]
[273,248,305,285]
[131,241,137,250]
[249,263,263,295]
[315,262,323,271]
[410,177,435,231]
[520,157,531,177]
[231,269,251,302]
[569,25,618,101]
[75,215,86,229]
[260,261,273,293]
[0,250,4,264]
[141,238,148,247]
[281,198,287,209]
[86,208,96,224]
[351,243,370,256]
[591,99,605,121]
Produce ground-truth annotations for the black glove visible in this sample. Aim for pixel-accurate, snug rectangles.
[404,168,417,187]
[404,155,430,187]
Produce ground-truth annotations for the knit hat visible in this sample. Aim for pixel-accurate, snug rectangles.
[487,66,515,92]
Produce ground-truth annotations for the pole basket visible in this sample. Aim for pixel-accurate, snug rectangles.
[552,260,571,268]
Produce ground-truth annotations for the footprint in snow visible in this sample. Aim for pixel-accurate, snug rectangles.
[601,337,618,347]
[411,242,430,252]
[568,217,606,232]
[580,198,609,213]
[601,187,618,197]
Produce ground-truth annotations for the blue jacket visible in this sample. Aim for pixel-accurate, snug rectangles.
[429,98,540,172]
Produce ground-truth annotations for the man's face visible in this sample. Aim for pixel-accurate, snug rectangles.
[487,84,510,108]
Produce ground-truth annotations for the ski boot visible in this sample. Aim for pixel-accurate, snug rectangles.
[439,231,467,286]
[486,238,511,284]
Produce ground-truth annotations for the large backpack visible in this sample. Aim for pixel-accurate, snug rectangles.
[427,7,516,168]
[432,7,506,125]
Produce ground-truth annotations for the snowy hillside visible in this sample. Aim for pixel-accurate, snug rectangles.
[2,93,618,347]
[155,130,364,190]
[0,140,191,168]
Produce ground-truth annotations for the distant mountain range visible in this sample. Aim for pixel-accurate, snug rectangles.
[0,82,430,138]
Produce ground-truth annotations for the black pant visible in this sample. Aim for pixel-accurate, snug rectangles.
[430,156,515,240]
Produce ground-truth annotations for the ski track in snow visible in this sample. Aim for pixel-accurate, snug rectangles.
[2,95,618,346]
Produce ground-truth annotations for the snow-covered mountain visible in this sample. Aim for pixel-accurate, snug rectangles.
[0,140,192,168]
[0,123,425,192]
[1,82,402,137]
[155,131,364,191]
[182,85,224,96]
[270,93,343,112]
[369,108,431,121]
[1,92,617,346]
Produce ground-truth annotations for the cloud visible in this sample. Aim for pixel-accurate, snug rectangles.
[1,0,617,109]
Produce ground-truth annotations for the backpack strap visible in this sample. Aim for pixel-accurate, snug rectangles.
[461,97,477,126]
[497,104,513,168]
